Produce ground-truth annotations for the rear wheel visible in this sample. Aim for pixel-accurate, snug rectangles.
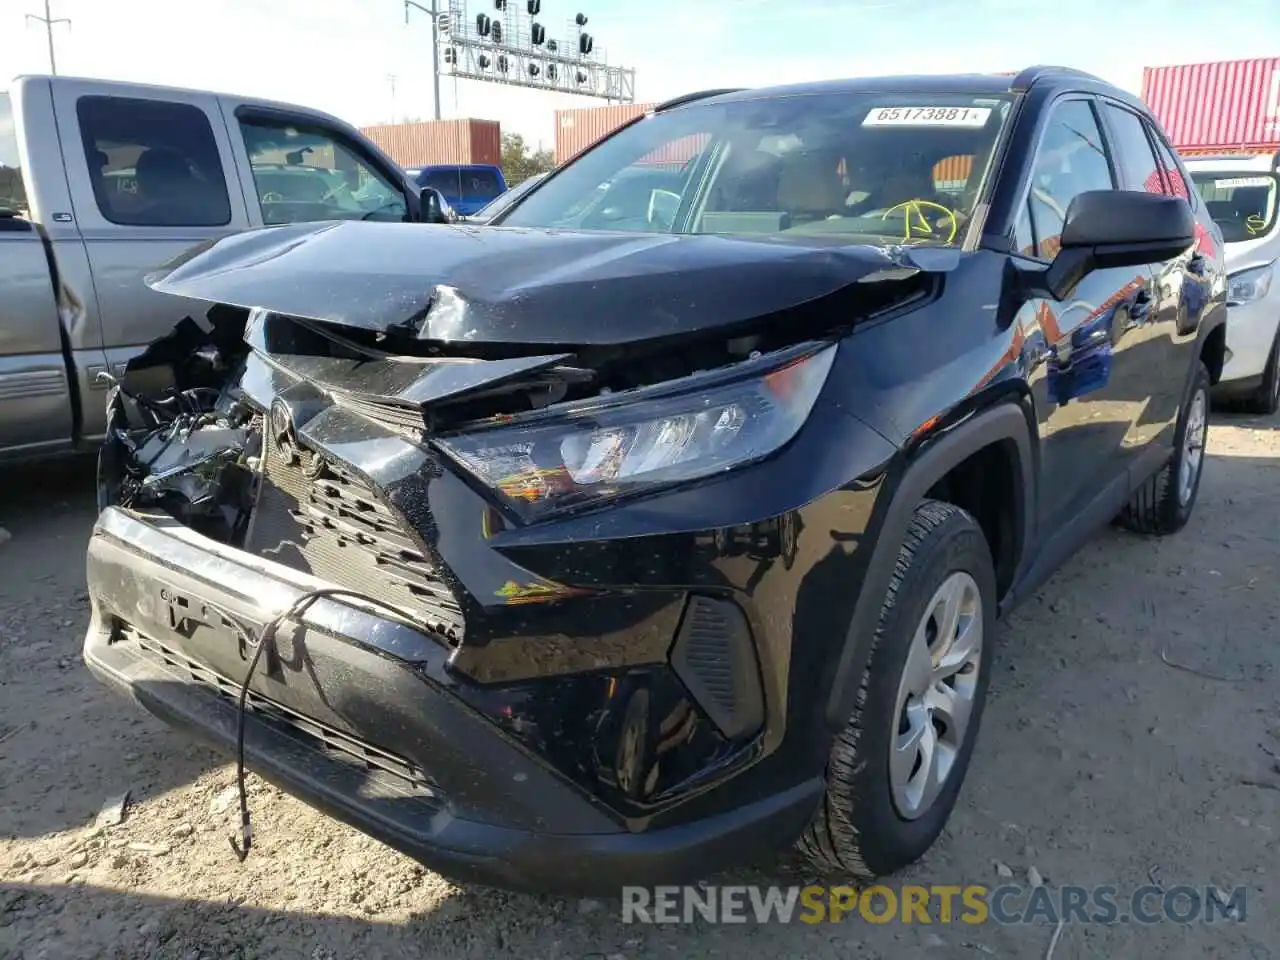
[1118,360,1210,536]
[796,500,995,879]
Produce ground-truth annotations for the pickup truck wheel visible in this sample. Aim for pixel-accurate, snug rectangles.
[796,499,995,879]
[1118,360,1210,536]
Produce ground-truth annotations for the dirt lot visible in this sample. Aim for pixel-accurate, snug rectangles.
[2,414,1278,960]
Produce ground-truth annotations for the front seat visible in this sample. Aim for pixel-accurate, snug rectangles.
[776,152,847,222]
[134,148,205,226]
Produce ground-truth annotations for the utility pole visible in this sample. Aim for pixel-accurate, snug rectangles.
[26,0,71,75]
[404,0,441,121]
[387,73,398,123]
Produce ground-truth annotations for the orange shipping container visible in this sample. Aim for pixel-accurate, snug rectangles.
[359,119,503,168]
[555,104,654,164]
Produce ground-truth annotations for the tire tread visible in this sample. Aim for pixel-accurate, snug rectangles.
[796,499,969,879]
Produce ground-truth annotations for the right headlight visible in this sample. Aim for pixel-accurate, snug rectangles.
[435,342,836,522]
[1226,262,1274,306]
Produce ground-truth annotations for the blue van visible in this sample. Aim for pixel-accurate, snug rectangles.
[405,164,507,217]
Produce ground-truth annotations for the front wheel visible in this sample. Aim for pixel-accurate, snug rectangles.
[796,499,995,879]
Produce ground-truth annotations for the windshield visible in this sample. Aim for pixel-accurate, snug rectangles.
[419,167,503,201]
[501,91,1014,244]
[475,173,545,219]
[1,93,28,217]
[1191,171,1279,243]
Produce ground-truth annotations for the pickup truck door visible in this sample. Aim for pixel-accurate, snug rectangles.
[50,79,253,436]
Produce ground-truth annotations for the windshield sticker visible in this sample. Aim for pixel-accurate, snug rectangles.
[1214,177,1273,189]
[862,106,992,128]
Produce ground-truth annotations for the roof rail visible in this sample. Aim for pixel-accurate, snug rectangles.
[1010,65,1107,92]
[1182,152,1265,162]
[653,88,745,112]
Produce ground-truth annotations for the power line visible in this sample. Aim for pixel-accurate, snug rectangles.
[25,0,71,76]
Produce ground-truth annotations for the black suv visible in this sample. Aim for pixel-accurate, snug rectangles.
[84,66,1225,894]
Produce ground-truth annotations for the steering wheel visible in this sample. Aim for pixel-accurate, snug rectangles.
[320,182,349,204]
[880,199,959,244]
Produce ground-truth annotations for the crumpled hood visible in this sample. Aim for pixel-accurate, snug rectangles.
[147,220,958,347]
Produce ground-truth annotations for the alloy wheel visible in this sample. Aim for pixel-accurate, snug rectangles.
[890,571,984,820]
[1178,387,1208,506]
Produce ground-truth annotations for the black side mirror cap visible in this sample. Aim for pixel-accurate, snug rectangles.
[1043,190,1195,300]
[418,186,453,224]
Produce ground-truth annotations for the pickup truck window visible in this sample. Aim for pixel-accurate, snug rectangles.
[238,117,408,225]
[77,96,231,228]
[0,93,28,217]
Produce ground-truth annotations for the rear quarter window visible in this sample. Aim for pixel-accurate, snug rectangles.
[77,96,231,227]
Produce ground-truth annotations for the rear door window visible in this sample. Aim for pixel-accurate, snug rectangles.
[1,93,28,217]
[76,96,231,227]
[419,168,503,202]
[1148,132,1192,202]
[1102,104,1164,195]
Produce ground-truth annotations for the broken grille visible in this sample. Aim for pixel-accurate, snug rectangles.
[122,625,440,803]
[244,434,465,645]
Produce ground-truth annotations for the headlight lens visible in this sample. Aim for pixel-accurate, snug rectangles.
[436,344,836,521]
[1227,263,1274,306]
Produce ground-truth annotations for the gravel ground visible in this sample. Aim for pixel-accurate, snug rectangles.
[1,415,1278,960]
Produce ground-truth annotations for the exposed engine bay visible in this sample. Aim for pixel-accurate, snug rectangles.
[98,306,261,545]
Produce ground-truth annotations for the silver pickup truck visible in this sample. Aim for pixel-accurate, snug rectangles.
[0,74,448,463]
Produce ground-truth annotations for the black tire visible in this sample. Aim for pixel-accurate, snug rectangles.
[1118,360,1210,536]
[1245,330,1280,416]
[796,499,996,879]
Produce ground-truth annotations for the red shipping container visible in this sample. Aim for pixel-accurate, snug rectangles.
[1142,58,1280,152]
[358,119,502,168]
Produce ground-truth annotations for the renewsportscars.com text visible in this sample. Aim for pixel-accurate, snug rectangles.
[621,884,1248,925]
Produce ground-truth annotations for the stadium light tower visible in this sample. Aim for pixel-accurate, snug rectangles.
[407,0,635,105]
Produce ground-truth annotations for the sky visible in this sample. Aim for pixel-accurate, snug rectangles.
[4,0,1280,151]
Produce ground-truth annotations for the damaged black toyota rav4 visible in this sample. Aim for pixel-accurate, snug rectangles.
[84,67,1225,893]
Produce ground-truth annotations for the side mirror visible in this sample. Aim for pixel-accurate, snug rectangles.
[647,188,681,230]
[1043,190,1195,300]
[419,187,454,224]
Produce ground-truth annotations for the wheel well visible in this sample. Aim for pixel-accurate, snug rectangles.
[923,440,1020,599]
[1201,323,1226,385]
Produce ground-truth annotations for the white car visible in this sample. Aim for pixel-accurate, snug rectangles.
[1186,153,1280,412]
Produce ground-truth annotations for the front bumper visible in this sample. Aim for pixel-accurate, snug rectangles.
[83,507,824,893]
[1217,290,1280,387]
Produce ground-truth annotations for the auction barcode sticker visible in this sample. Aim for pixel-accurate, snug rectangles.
[1214,177,1273,189]
[862,106,992,128]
